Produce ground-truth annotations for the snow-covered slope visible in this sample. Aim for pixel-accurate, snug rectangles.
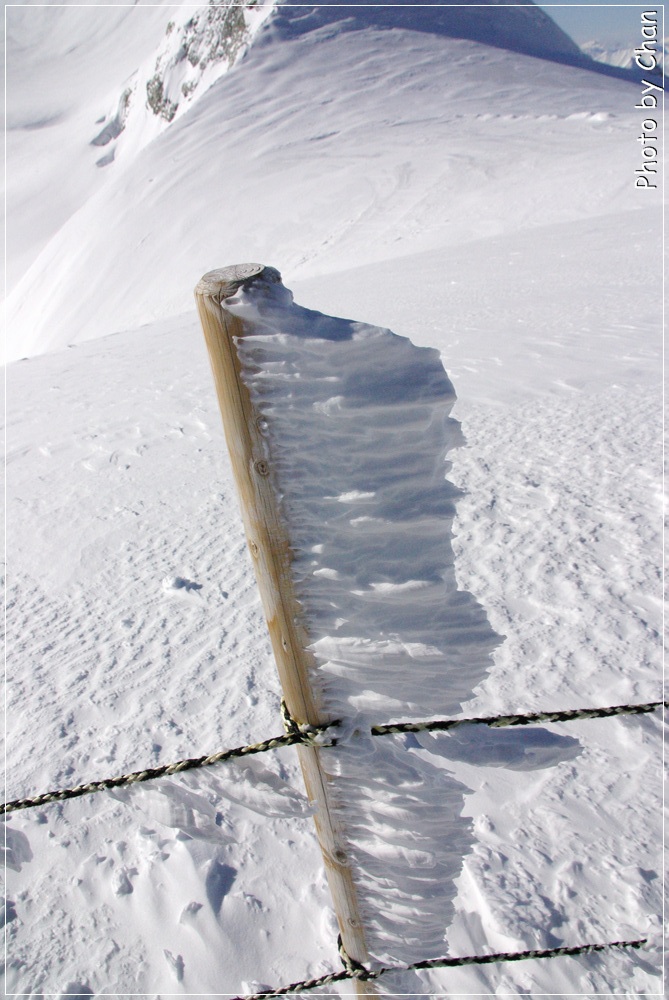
[5,1,174,289]
[267,0,585,62]
[4,0,274,292]
[4,0,648,363]
[4,2,663,996]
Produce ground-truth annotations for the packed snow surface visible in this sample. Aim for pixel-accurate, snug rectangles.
[4,1,664,997]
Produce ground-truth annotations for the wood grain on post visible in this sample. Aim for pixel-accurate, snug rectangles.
[195,264,378,998]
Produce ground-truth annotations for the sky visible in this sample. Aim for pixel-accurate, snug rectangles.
[537,2,663,46]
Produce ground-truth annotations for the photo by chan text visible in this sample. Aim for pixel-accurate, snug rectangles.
[634,10,663,189]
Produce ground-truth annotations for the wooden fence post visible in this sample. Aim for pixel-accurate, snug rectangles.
[195,264,378,997]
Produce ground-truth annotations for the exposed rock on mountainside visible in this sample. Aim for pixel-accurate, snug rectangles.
[91,1,272,157]
[144,2,250,121]
[89,0,645,167]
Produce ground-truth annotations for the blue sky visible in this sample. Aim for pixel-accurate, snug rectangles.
[537,3,663,46]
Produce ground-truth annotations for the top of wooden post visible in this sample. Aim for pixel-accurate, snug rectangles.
[195,263,281,302]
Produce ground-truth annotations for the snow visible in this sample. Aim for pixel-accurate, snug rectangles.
[230,274,497,723]
[4,2,173,288]
[228,271,500,963]
[4,2,664,997]
[5,4,646,362]
[581,37,667,73]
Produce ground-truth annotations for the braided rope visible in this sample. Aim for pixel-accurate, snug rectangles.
[338,935,374,981]
[4,700,664,815]
[280,699,340,746]
[405,937,648,972]
[233,937,647,999]
[0,729,312,815]
[372,700,667,736]
[235,967,350,998]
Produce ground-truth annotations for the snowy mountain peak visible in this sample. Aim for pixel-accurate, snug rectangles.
[581,37,667,73]
[5,0,658,362]
[86,0,635,172]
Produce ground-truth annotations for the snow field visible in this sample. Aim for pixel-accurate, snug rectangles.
[7,211,659,992]
[4,2,664,996]
[5,316,343,995]
[239,209,663,992]
[5,2,177,289]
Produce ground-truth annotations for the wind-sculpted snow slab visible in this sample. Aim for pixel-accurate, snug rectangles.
[227,273,501,963]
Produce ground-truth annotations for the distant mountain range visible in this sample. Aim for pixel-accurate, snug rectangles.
[581,37,667,73]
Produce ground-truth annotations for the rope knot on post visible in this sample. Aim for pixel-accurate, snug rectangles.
[280,699,340,747]
[338,936,375,981]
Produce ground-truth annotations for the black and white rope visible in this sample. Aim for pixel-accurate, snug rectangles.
[232,936,648,999]
[0,727,325,815]
[280,699,339,746]
[3,700,665,815]
[337,935,374,981]
[372,699,668,736]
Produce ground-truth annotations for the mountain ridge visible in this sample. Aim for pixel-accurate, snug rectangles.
[7,28,643,362]
[268,0,653,82]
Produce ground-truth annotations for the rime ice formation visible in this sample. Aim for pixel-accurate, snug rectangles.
[229,270,500,960]
[231,272,499,722]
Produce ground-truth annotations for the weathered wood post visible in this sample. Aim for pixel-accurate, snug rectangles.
[195,263,378,997]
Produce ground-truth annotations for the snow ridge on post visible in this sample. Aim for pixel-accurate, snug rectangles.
[194,263,378,997]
